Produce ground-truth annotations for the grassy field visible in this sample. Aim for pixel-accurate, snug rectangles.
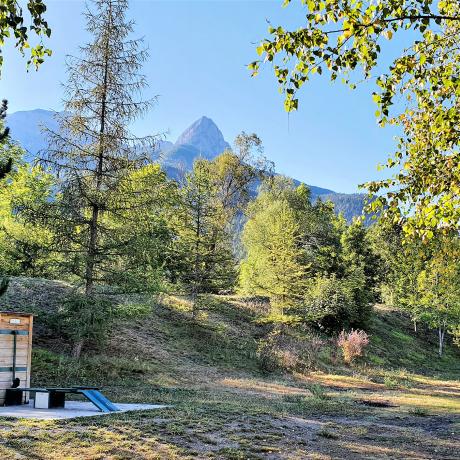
[0,277,459,459]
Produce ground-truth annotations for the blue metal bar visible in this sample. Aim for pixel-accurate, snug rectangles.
[0,330,28,335]
[0,366,27,372]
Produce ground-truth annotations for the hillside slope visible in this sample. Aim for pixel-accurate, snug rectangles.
[0,277,458,459]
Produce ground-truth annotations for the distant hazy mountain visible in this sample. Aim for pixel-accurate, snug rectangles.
[6,108,368,221]
[322,193,370,223]
[155,139,174,153]
[7,109,58,161]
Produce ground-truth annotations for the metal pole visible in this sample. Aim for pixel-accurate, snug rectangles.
[12,330,17,382]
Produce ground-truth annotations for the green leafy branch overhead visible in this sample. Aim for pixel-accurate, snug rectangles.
[251,0,460,241]
[250,0,458,112]
[0,0,52,72]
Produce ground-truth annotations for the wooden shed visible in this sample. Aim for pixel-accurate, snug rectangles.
[0,312,33,405]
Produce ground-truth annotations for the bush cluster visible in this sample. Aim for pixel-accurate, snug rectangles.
[337,329,370,364]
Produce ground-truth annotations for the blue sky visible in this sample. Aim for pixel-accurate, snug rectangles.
[1,0,403,193]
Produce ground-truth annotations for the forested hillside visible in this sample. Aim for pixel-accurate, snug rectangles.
[0,4,459,367]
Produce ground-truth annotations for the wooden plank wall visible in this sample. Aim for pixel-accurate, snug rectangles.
[0,313,33,405]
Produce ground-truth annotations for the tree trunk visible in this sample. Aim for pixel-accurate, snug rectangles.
[413,319,417,333]
[192,182,202,319]
[85,204,99,295]
[72,339,84,359]
[438,325,446,357]
[191,292,197,319]
[84,16,110,296]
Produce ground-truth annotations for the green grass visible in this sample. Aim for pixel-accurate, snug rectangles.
[390,330,415,343]
[0,278,459,459]
[366,305,460,377]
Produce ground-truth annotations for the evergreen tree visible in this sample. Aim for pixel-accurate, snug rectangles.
[338,219,379,323]
[240,195,307,319]
[0,100,12,180]
[174,159,236,315]
[240,178,310,319]
[293,186,342,276]
[172,140,269,315]
[241,178,376,329]
[41,0,157,357]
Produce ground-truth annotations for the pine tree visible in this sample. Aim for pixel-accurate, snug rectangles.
[338,219,379,325]
[41,0,157,357]
[172,142,269,316]
[240,181,308,319]
[174,159,235,315]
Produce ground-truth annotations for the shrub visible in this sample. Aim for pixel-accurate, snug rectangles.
[382,369,414,389]
[241,296,271,316]
[282,394,357,416]
[49,292,154,357]
[257,326,325,372]
[302,274,372,332]
[408,407,429,417]
[317,429,338,439]
[337,329,369,364]
[307,383,329,400]
[57,293,115,351]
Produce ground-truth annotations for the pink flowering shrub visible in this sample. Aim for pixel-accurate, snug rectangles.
[337,329,369,364]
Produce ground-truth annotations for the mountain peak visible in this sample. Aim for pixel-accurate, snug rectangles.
[5,108,366,221]
[194,115,213,124]
[6,109,58,160]
[175,116,230,158]
[12,108,52,114]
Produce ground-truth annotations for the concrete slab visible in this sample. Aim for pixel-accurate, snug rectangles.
[0,401,168,420]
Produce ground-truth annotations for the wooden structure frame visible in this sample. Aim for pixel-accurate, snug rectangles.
[0,312,33,405]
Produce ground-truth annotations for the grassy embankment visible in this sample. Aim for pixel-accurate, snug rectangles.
[0,276,458,459]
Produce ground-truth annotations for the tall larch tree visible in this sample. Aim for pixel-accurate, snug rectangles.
[240,179,309,319]
[42,0,156,357]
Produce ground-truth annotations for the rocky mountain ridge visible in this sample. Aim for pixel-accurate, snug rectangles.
[6,109,367,220]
